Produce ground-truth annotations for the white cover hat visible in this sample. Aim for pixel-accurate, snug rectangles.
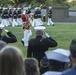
[13,8,16,10]
[25,7,28,10]
[3,7,7,10]
[17,8,21,9]
[22,10,26,14]
[53,48,71,57]
[45,49,70,62]
[35,7,39,10]
[34,26,46,31]
[49,7,52,9]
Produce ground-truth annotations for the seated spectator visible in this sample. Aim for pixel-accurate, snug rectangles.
[61,39,76,75]
[24,58,40,75]
[0,46,25,75]
[42,48,70,75]
[0,40,7,50]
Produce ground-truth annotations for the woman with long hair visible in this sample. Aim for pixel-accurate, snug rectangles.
[0,46,25,75]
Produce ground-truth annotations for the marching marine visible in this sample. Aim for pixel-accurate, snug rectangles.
[47,7,54,26]
[17,7,23,26]
[8,7,13,25]
[21,10,32,46]
[1,8,10,27]
[12,8,18,27]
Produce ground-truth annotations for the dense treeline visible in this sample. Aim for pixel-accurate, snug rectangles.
[0,0,76,8]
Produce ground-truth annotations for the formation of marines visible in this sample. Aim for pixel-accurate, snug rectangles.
[0,5,54,27]
[0,6,38,27]
[0,7,23,27]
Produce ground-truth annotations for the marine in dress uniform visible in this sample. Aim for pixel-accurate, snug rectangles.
[27,7,33,26]
[1,8,10,27]
[47,7,54,26]
[8,8,13,25]
[0,25,17,43]
[6,8,10,26]
[17,8,22,26]
[27,26,57,67]
[32,7,39,27]
[21,10,32,46]
[27,7,31,14]
[0,7,3,22]
[12,8,18,27]
[37,7,43,26]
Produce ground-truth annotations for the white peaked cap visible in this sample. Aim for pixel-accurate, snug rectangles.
[23,7,28,11]
[28,6,31,9]
[0,25,4,29]
[25,7,28,10]
[13,8,16,10]
[23,7,26,10]
[49,7,52,9]
[34,26,46,31]
[9,8,12,9]
[35,7,39,10]
[3,7,7,10]
[23,10,26,14]
[45,49,70,62]
[17,8,21,9]
[53,48,71,57]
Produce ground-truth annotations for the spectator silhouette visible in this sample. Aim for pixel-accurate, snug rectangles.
[42,48,70,75]
[0,46,25,75]
[61,39,76,75]
[0,40,7,50]
[24,58,40,75]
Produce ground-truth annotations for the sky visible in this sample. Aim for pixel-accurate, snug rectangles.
[67,0,74,2]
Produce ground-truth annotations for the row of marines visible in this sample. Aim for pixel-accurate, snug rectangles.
[0,6,54,27]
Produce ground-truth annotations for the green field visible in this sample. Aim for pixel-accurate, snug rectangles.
[69,5,76,10]
[3,24,76,58]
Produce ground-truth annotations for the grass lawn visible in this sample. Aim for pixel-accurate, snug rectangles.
[69,5,76,10]
[3,24,76,58]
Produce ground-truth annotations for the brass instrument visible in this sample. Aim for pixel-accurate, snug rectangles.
[29,13,34,18]
[22,20,30,30]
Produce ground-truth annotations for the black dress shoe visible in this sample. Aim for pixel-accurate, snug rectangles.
[52,24,54,26]
[21,40,24,46]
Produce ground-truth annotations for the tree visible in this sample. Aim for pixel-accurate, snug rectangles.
[0,0,72,8]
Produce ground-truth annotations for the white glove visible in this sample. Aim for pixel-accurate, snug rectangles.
[4,29,9,32]
[44,31,50,37]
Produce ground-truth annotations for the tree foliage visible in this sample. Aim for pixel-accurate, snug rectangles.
[0,0,75,8]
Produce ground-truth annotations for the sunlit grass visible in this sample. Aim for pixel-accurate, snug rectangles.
[3,24,76,57]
